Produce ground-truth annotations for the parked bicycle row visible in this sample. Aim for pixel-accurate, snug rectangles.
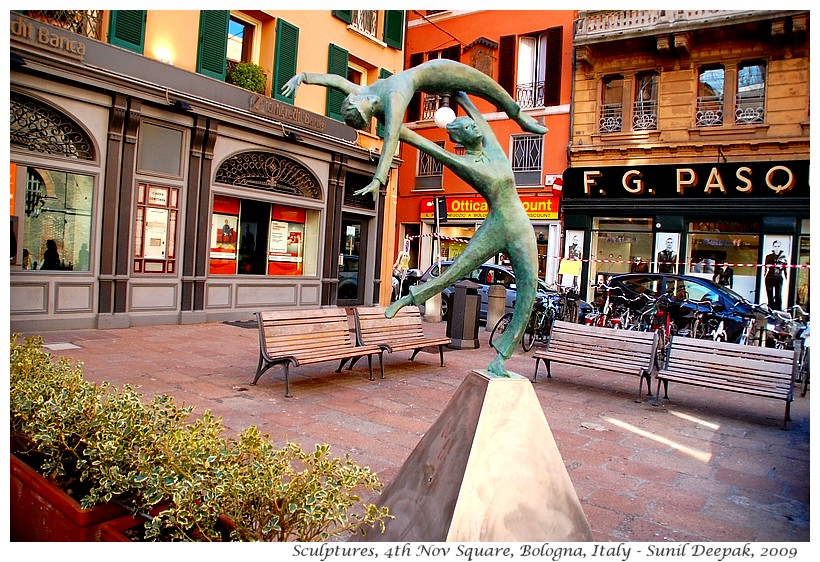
[489,273,809,397]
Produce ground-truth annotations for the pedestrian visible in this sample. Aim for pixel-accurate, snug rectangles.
[41,239,60,270]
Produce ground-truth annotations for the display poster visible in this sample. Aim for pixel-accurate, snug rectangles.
[143,208,168,259]
[654,233,680,274]
[210,213,238,261]
[268,221,304,275]
[759,235,792,311]
[560,230,585,287]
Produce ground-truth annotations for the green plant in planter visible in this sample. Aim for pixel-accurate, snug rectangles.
[10,334,392,541]
[228,61,267,94]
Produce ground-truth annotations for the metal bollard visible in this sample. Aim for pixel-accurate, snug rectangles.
[486,284,506,331]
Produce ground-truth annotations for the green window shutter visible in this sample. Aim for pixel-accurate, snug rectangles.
[332,10,352,24]
[383,10,404,50]
[196,11,229,80]
[273,20,300,103]
[109,10,145,53]
[376,68,393,138]
[326,44,349,121]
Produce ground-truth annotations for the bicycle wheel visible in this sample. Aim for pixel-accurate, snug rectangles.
[801,347,809,397]
[489,312,514,349]
[522,312,537,352]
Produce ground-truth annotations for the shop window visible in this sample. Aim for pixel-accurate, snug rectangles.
[416,141,444,189]
[588,218,653,301]
[510,134,543,187]
[696,65,724,127]
[735,62,766,125]
[209,195,319,277]
[19,166,93,272]
[633,72,658,131]
[133,183,178,274]
[599,75,623,133]
[686,221,759,301]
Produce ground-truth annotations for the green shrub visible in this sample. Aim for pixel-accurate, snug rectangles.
[9,334,392,541]
[228,62,267,94]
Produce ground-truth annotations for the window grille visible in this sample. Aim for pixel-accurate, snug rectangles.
[696,95,724,127]
[351,10,378,38]
[599,103,623,133]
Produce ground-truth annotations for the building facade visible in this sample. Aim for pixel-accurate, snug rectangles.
[564,10,810,311]
[10,9,406,332]
[394,10,576,289]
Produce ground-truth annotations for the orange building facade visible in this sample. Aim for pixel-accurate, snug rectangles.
[394,10,577,289]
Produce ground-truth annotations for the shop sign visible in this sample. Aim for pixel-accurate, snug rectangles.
[11,14,85,61]
[562,161,809,199]
[249,96,358,142]
[420,195,559,220]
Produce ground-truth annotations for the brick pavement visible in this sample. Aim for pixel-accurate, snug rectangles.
[21,318,810,542]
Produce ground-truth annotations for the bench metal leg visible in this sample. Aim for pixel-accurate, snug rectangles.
[409,348,422,361]
[532,357,552,382]
[781,401,792,430]
[652,378,669,406]
[335,358,348,373]
[367,354,374,381]
[282,364,292,398]
[346,356,361,371]
[438,345,445,367]
[635,369,653,403]
[253,354,274,385]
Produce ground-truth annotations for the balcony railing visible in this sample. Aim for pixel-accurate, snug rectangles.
[21,10,103,39]
[351,10,378,39]
[515,81,546,110]
[735,93,765,125]
[696,95,724,127]
[599,103,623,133]
[422,94,444,121]
[632,100,658,131]
[575,10,751,42]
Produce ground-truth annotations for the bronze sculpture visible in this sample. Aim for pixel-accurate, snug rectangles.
[283,62,546,376]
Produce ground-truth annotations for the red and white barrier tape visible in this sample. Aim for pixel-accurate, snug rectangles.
[555,257,810,269]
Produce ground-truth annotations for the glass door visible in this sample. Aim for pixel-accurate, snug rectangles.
[337,218,362,304]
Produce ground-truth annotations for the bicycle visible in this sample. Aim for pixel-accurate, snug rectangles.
[490,293,557,352]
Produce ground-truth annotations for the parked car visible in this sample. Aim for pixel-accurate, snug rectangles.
[605,273,771,343]
[417,261,590,323]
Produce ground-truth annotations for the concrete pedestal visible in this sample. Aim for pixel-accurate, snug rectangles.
[364,370,592,542]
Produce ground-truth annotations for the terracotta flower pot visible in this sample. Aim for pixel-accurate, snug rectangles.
[10,453,128,541]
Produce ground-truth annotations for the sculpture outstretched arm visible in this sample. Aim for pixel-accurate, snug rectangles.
[281,72,361,98]
[399,126,459,169]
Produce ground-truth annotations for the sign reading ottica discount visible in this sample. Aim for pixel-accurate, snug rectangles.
[419,195,559,220]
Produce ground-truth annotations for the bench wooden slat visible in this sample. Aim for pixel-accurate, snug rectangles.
[253,308,384,396]
[353,306,451,367]
[531,320,659,401]
[656,335,796,428]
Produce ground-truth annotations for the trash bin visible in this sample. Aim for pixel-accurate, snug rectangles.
[447,279,480,349]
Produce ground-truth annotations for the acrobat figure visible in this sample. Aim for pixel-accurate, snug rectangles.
[385,92,540,377]
[281,59,547,199]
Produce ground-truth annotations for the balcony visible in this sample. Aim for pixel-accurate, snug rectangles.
[599,104,623,133]
[515,81,546,110]
[735,93,765,125]
[696,95,724,127]
[632,100,658,131]
[18,10,103,39]
[574,10,797,45]
[350,10,378,39]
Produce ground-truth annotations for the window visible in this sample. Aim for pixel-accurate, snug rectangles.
[416,141,444,189]
[420,47,461,120]
[687,221,759,299]
[515,27,562,109]
[511,134,543,187]
[633,72,658,131]
[21,167,93,272]
[227,14,258,69]
[133,184,178,274]
[736,62,766,125]
[350,10,378,38]
[599,75,623,133]
[696,66,724,127]
[209,195,319,277]
[587,218,653,302]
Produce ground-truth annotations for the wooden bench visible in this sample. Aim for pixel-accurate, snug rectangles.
[532,320,659,401]
[351,306,452,367]
[655,336,796,428]
[253,308,384,397]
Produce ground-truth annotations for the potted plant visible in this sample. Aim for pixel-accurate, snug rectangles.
[10,334,391,541]
[227,61,267,94]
